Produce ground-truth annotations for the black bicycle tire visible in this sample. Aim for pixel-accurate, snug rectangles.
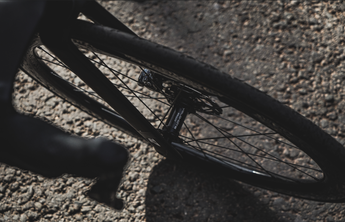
[23,20,345,202]
[22,37,144,141]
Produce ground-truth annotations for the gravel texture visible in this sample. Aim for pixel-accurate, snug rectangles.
[2,0,345,221]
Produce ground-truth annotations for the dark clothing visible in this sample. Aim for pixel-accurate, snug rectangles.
[0,0,128,179]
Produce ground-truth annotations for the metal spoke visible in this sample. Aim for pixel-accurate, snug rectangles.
[158,103,173,130]
[182,133,278,142]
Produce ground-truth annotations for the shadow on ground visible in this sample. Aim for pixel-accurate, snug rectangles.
[145,159,289,222]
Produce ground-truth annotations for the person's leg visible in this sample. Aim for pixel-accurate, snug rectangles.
[0,114,128,177]
[0,0,128,179]
[0,1,45,115]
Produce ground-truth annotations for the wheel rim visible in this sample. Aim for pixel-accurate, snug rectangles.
[34,44,324,185]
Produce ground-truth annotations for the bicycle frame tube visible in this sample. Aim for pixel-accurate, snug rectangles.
[38,0,175,157]
[81,1,137,37]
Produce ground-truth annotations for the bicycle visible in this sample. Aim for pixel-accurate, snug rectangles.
[18,0,345,203]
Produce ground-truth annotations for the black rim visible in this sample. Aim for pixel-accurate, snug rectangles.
[34,44,325,186]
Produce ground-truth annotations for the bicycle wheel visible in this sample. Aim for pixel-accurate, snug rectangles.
[22,20,345,202]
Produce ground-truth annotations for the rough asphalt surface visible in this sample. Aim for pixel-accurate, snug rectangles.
[2,0,345,221]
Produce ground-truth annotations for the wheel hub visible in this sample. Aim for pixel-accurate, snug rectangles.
[138,69,222,115]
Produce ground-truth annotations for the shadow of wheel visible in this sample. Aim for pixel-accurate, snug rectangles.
[144,159,289,222]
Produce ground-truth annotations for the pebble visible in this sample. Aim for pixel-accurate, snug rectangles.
[75,214,83,221]
[129,172,139,182]
[0,185,7,193]
[20,214,27,222]
[138,189,146,197]
[34,202,42,211]
[81,205,92,213]
[320,119,329,128]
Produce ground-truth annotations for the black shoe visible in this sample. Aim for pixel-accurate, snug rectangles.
[87,171,126,210]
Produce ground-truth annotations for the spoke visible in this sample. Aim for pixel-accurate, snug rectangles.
[219,105,231,109]
[123,94,165,100]
[182,133,278,143]
[158,103,173,130]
